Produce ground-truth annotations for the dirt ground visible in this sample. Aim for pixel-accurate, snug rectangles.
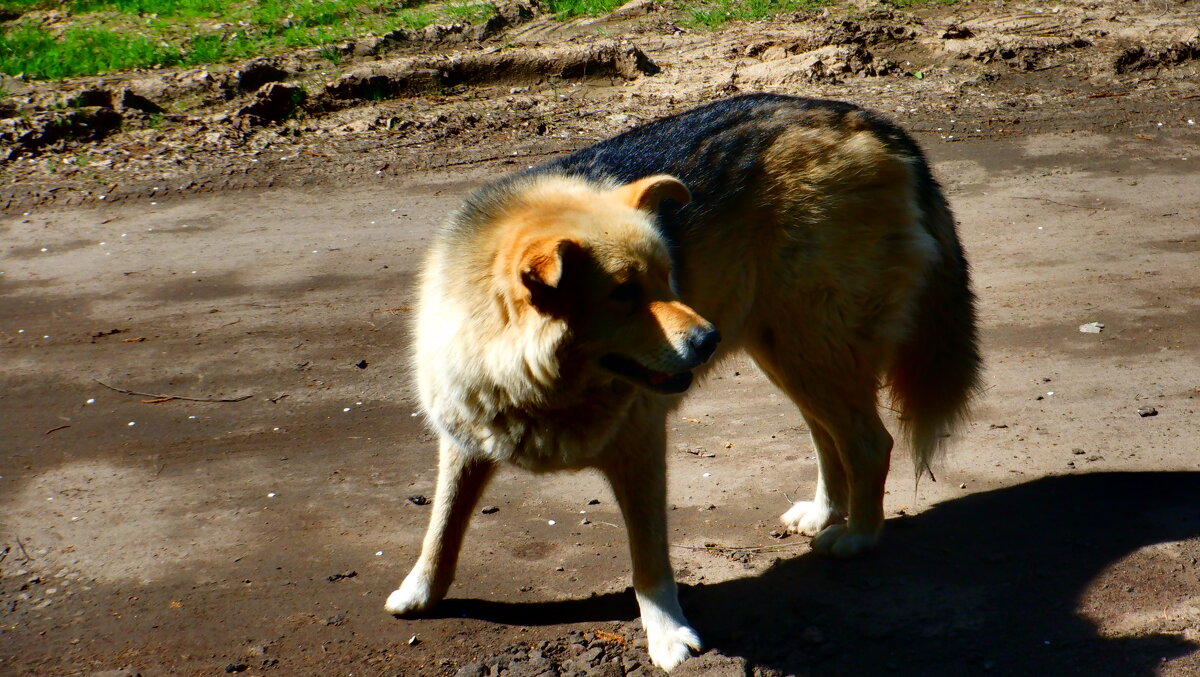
[3,1,1200,676]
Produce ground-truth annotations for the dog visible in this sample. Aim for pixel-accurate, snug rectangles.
[385,93,981,671]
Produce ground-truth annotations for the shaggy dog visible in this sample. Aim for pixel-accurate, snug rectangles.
[385,94,981,672]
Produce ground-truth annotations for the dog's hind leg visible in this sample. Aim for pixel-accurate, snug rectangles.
[386,438,495,616]
[750,341,892,557]
[780,417,849,536]
[804,403,892,557]
[601,411,702,672]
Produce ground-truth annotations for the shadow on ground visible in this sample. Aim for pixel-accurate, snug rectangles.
[434,472,1200,676]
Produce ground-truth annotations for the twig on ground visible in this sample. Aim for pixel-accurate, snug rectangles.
[44,424,71,435]
[93,379,252,403]
[1031,59,1072,72]
[430,149,572,169]
[15,536,32,562]
[672,542,805,553]
[1014,196,1104,210]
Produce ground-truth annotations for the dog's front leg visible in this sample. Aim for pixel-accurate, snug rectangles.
[386,437,495,616]
[602,435,701,672]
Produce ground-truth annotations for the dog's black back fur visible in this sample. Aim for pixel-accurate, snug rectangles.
[509,94,944,290]
[530,94,931,234]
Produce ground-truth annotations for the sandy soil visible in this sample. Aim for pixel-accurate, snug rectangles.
[3,1,1200,676]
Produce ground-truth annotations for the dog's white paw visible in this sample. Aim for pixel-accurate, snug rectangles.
[646,623,702,672]
[384,569,437,616]
[780,500,839,536]
[810,524,878,558]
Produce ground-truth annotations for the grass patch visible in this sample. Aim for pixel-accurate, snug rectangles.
[544,0,627,20]
[316,44,344,64]
[682,0,832,29]
[444,0,497,24]
[2,0,960,79]
[882,0,960,7]
[0,0,495,80]
[0,24,181,79]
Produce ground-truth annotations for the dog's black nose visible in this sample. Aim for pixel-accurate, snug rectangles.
[689,327,721,363]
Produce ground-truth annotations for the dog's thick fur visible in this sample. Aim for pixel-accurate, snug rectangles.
[386,94,981,671]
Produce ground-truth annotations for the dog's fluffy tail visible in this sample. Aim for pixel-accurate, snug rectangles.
[890,173,982,481]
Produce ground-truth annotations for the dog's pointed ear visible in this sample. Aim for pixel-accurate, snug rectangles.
[613,175,691,212]
[519,238,582,314]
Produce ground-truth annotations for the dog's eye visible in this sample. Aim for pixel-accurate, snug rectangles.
[609,280,642,304]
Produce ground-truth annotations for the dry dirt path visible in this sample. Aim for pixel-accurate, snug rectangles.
[2,127,1200,676]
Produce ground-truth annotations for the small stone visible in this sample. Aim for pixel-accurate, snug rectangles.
[355,360,368,369]
[408,495,431,506]
[1072,448,1086,455]
[481,505,499,514]
[587,498,601,505]
[1079,321,1104,333]
[224,665,248,674]
[1137,406,1158,417]
[326,570,357,582]
[322,614,346,626]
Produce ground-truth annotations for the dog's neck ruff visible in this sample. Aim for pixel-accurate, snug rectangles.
[417,283,636,471]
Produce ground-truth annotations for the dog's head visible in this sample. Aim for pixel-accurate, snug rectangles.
[494,174,720,395]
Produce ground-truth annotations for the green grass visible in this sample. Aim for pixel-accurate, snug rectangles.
[0,0,486,80]
[444,0,497,24]
[0,0,959,79]
[883,0,959,7]
[544,0,627,20]
[0,24,181,79]
[682,0,832,28]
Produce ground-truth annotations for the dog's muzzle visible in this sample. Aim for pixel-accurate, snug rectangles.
[687,326,721,365]
[600,327,721,395]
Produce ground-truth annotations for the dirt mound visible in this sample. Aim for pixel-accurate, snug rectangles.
[736,44,901,86]
[324,40,659,103]
[0,107,122,159]
[1114,40,1200,73]
[4,0,1200,209]
[940,34,1093,70]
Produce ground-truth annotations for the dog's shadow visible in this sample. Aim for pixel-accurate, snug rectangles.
[436,472,1200,675]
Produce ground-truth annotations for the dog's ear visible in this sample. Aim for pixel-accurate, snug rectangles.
[613,175,691,212]
[519,238,583,314]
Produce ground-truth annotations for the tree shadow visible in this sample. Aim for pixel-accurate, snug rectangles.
[433,472,1200,675]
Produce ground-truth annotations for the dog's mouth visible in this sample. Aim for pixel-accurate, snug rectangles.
[599,354,694,394]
